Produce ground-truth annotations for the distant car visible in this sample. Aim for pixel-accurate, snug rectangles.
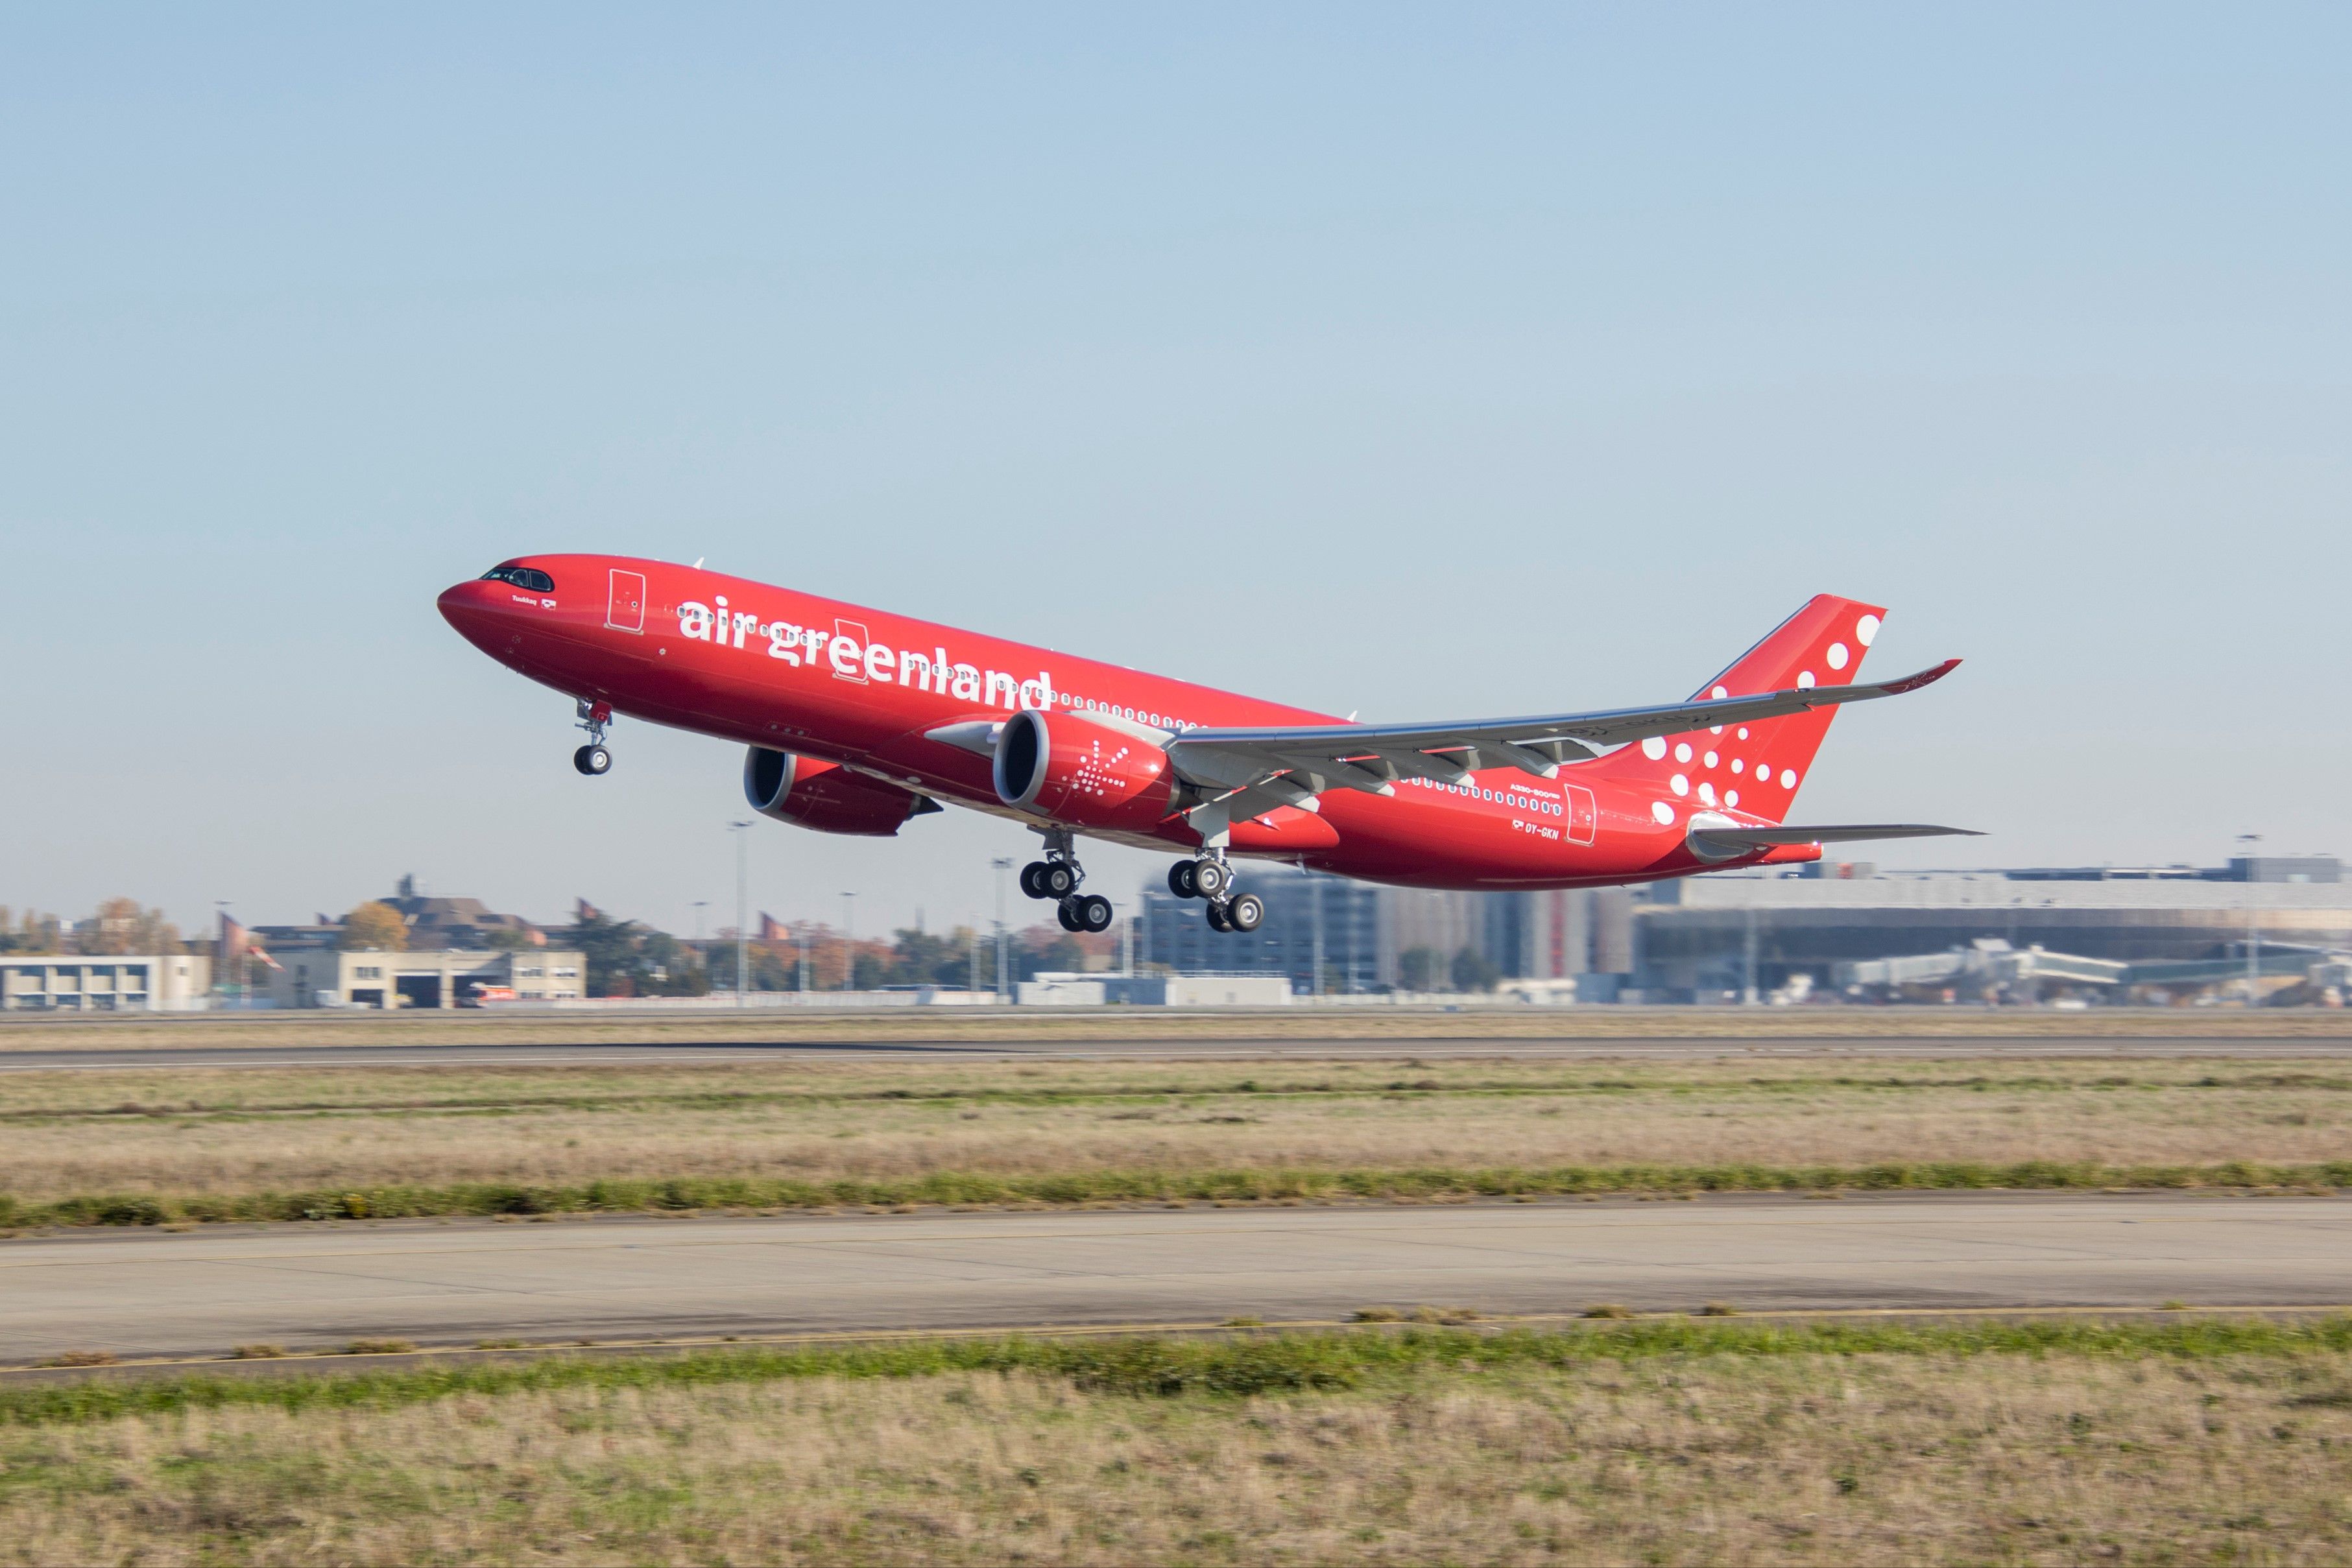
[457,984,516,1008]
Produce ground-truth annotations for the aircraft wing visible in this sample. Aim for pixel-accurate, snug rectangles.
[1686,822,1982,851]
[1162,659,1961,836]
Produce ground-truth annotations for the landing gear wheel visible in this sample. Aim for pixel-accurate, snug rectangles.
[573,699,613,775]
[1020,862,1051,899]
[1204,901,1232,933]
[1077,894,1114,933]
[1055,897,1085,932]
[1039,861,1079,899]
[1168,861,1199,899]
[1225,893,1265,933]
[1192,858,1231,899]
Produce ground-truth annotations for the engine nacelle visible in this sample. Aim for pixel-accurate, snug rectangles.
[744,747,941,837]
[991,709,1174,828]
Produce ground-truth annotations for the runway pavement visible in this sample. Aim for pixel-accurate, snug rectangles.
[0,1035,2344,1069]
[5,1194,2348,1362]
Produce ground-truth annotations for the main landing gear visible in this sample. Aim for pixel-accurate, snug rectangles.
[1167,854,1262,934]
[573,700,613,776]
[1018,829,1114,934]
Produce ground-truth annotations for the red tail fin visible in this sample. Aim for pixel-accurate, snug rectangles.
[1598,595,1888,824]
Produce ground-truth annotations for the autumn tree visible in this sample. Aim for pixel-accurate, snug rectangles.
[1397,945,1446,992]
[883,927,971,988]
[76,898,183,955]
[1450,945,1501,993]
[0,909,62,955]
[553,907,708,997]
[1013,925,1087,982]
[341,901,409,951]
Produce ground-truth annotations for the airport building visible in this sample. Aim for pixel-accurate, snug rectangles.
[1134,866,1633,995]
[1017,972,1293,1006]
[261,948,587,1009]
[1130,855,2347,1003]
[1627,857,2352,1003]
[0,953,212,1012]
[248,874,544,955]
[1136,868,1382,994]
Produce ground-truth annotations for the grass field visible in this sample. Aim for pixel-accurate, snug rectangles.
[5,1004,2351,1052]
[8,1039,2350,1560]
[4,1054,2349,1225]
[6,1320,2352,1564]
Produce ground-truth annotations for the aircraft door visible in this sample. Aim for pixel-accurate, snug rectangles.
[1564,782,1596,846]
[606,569,646,634]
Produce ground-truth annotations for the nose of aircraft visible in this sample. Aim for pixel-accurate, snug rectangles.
[437,578,509,648]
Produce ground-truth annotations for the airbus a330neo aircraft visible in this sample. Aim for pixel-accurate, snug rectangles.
[440,557,1972,936]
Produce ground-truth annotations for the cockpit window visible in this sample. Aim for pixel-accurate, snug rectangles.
[481,565,555,593]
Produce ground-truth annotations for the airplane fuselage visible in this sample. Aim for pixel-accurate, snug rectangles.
[439,554,1832,892]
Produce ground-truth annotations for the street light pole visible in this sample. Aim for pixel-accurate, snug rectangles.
[840,892,858,992]
[214,900,233,1008]
[2238,833,2262,1004]
[729,821,752,1007]
[1743,903,1760,1006]
[1310,869,1325,999]
[990,857,1014,1002]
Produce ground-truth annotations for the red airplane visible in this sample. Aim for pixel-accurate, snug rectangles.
[440,557,1971,935]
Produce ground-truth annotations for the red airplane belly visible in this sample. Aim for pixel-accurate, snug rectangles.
[1228,806,1340,853]
[486,624,654,709]
[1313,782,1694,890]
[864,722,1003,804]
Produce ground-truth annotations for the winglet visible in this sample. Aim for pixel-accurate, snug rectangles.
[1877,658,1962,696]
[1690,821,1982,854]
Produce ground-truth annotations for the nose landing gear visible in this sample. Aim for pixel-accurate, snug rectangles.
[573,700,614,776]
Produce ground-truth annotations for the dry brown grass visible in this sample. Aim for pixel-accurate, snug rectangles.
[4,1003,2348,1053]
[0,1055,2346,1202]
[5,1351,2351,1564]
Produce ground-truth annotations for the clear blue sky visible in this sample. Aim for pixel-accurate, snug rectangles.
[4,5,2346,940]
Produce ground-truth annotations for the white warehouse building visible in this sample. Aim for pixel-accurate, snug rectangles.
[0,953,212,1012]
[263,948,587,1009]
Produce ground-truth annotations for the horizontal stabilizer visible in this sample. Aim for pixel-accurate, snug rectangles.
[1690,822,1981,851]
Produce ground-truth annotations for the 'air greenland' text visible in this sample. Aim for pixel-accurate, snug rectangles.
[678,599,1054,713]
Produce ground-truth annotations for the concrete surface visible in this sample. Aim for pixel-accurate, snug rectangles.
[5,1194,2348,1362]
[1,1036,2347,1069]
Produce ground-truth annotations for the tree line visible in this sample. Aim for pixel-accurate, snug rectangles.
[560,907,1110,998]
[0,900,179,956]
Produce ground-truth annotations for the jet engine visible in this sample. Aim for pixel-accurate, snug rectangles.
[991,709,1175,829]
[743,747,941,837]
